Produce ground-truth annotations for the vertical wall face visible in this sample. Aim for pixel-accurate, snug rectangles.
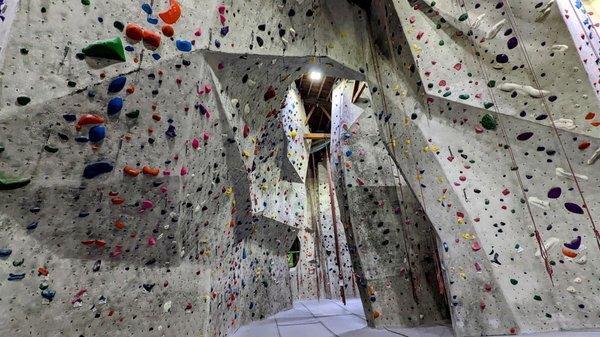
[361,0,600,336]
[330,80,450,327]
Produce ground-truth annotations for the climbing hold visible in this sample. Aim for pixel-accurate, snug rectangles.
[107,97,123,115]
[82,37,126,61]
[8,273,26,281]
[126,110,140,119]
[480,114,497,130]
[125,23,144,42]
[176,39,192,52]
[564,202,584,214]
[123,165,141,177]
[0,172,31,190]
[143,30,161,48]
[158,0,181,24]
[41,289,56,301]
[89,125,106,142]
[516,132,534,141]
[17,96,31,106]
[161,24,174,37]
[83,161,114,179]
[26,221,39,230]
[142,166,160,176]
[44,145,59,153]
[108,76,126,93]
[0,248,13,257]
[76,114,104,130]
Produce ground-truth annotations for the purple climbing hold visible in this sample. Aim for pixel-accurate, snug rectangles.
[564,202,584,214]
[507,37,518,50]
[516,132,533,141]
[547,187,561,199]
[564,236,582,250]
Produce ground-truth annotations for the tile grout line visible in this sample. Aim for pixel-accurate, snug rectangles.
[328,299,367,322]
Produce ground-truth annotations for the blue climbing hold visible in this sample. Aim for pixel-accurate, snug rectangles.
[107,97,123,115]
[41,289,56,301]
[147,16,159,25]
[108,76,126,93]
[152,53,161,60]
[0,248,12,257]
[75,136,90,143]
[88,91,96,98]
[125,46,135,52]
[83,161,114,179]
[141,3,152,14]
[89,125,106,143]
[8,273,26,281]
[27,221,38,230]
[176,40,193,52]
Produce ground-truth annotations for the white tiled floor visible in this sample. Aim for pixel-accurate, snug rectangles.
[231,298,600,337]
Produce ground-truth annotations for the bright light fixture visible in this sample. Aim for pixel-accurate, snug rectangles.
[308,71,323,81]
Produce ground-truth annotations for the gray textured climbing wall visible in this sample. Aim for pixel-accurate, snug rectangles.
[330,79,450,327]
[1,0,600,336]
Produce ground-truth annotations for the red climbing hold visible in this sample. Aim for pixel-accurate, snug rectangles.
[162,24,175,37]
[143,30,161,48]
[125,23,144,42]
[158,0,181,25]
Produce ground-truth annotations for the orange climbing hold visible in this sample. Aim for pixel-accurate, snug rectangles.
[111,196,125,205]
[142,166,160,176]
[126,85,135,94]
[562,247,578,258]
[76,114,105,130]
[115,221,126,230]
[38,267,49,276]
[125,23,144,42]
[142,29,161,48]
[162,24,175,37]
[123,165,141,177]
[373,310,381,319]
[159,0,181,24]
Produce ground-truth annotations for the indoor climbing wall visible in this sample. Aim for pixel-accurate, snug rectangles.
[362,0,600,336]
[330,80,450,327]
[0,0,369,336]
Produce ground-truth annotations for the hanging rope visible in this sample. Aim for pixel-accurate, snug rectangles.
[445,0,555,284]
[503,0,600,252]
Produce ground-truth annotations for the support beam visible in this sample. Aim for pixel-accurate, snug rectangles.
[305,105,316,125]
[352,82,366,103]
[319,105,331,121]
[316,79,326,100]
[304,133,331,140]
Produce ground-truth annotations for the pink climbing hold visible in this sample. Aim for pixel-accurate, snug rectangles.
[472,241,481,251]
[192,137,200,149]
[219,14,226,26]
[217,4,226,14]
[180,166,189,176]
[203,132,210,141]
[142,200,154,209]
[148,236,157,246]
[110,245,123,258]
[160,185,168,193]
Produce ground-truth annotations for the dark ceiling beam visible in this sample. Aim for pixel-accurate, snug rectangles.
[305,105,316,126]
[352,82,366,103]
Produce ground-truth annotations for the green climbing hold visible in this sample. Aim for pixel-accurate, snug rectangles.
[431,1,436,6]
[459,94,470,100]
[0,172,31,190]
[126,110,140,119]
[0,144,4,153]
[458,13,469,22]
[480,114,497,130]
[82,0,90,5]
[20,48,29,55]
[439,40,445,46]
[67,81,77,87]
[533,295,542,301]
[510,279,518,285]
[81,37,126,62]
[113,21,125,31]
[484,102,494,109]
[17,96,31,106]
[44,145,59,153]
[487,80,496,88]
[443,91,452,97]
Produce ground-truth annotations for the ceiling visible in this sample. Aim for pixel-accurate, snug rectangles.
[295,73,336,133]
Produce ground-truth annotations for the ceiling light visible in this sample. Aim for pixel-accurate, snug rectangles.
[308,71,322,81]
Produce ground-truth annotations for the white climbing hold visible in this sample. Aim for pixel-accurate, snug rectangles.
[535,0,555,22]
[471,13,486,29]
[551,44,569,52]
[528,197,550,210]
[576,254,587,265]
[587,148,600,165]
[535,237,559,257]
[566,286,576,293]
[486,19,505,39]
[573,277,582,284]
[163,300,172,312]
[556,167,588,181]
[497,83,550,98]
[553,118,576,130]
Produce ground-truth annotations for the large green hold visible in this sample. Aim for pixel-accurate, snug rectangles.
[480,113,497,130]
[0,172,31,190]
[82,37,126,62]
